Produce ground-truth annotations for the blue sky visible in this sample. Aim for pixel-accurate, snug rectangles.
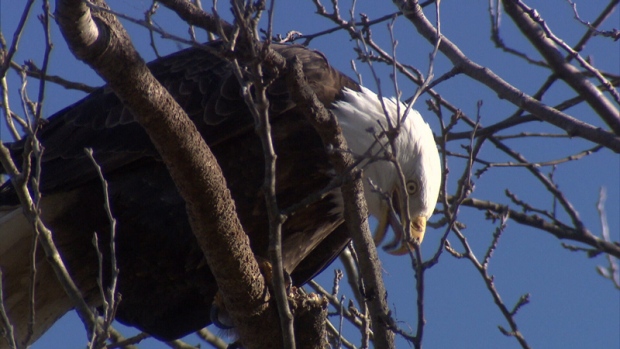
[1,1,619,348]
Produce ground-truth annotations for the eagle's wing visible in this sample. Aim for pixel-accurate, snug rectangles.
[0,43,357,342]
[6,45,248,193]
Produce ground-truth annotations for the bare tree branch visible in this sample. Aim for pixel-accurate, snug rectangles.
[456,196,620,258]
[287,56,395,348]
[10,60,96,93]
[568,0,620,43]
[53,1,280,348]
[502,0,620,133]
[0,270,17,349]
[196,328,227,349]
[395,0,620,152]
[223,2,296,346]
[2,1,617,348]
[595,187,620,289]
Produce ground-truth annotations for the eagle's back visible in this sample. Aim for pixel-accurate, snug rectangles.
[0,43,358,341]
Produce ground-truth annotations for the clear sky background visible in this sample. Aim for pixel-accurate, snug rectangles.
[1,1,619,348]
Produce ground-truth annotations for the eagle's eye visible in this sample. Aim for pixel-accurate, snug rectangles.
[406,180,419,195]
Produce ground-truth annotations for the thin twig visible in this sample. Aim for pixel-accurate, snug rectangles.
[595,187,620,289]
[308,280,368,335]
[196,328,228,349]
[224,3,296,347]
[450,224,532,349]
[0,270,17,349]
[84,148,120,348]
[0,0,36,78]
[325,319,357,349]
[505,0,620,133]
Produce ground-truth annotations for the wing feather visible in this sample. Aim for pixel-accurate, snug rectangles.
[0,42,360,341]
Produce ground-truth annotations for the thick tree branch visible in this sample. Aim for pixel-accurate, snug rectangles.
[54,1,281,348]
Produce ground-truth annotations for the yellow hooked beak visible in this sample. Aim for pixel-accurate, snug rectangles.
[373,204,427,255]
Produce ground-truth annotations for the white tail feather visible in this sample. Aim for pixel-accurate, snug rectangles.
[0,208,31,256]
[0,208,73,349]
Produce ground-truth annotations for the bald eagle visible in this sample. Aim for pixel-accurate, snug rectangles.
[0,43,440,345]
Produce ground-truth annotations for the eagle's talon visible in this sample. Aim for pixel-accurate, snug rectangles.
[256,256,293,294]
[255,256,273,285]
[382,228,403,252]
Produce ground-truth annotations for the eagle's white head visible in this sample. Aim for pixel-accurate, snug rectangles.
[333,87,441,253]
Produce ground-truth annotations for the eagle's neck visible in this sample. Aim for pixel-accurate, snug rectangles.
[331,87,438,219]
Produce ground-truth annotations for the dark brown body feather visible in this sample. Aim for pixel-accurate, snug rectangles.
[0,43,359,340]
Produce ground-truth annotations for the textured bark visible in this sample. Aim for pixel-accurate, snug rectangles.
[290,289,329,349]
[54,1,282,348]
